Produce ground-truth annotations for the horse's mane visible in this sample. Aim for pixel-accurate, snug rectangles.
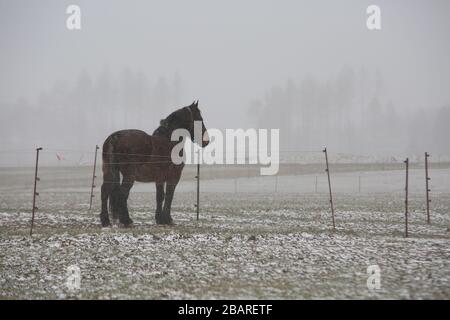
[152,123,170,137]
[152,107,187,137]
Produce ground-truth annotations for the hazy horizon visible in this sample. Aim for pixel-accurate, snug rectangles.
[1,0,449,161]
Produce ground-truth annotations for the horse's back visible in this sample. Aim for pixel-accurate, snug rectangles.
[103,129,148,148]
[104,129,152,155]
[102,129,171,165]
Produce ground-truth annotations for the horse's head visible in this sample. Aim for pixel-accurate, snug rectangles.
[159,100,209,147]
[186,100,209,147]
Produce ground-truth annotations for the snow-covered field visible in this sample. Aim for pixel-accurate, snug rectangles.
[0,165,449,299]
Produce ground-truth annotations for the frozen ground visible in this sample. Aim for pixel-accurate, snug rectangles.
[0,164,449,299]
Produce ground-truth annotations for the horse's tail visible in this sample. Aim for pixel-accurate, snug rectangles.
[102,137,120,183]
[101,135,121,223]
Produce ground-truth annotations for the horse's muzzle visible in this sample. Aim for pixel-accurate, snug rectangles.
[202,131,210,147]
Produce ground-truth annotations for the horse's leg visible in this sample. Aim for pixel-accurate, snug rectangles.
[110,185,121,225]
[155,182,165,224]
[118,174,135,227]
[100,182,113,227]
[161,183,177,225]
[100,167,120,227]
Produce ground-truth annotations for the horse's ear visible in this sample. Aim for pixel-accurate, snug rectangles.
[195,100,199,107]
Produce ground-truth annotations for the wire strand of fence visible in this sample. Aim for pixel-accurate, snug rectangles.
[22,148,326,156]
[2,148,450,160]
[2,148,450,169]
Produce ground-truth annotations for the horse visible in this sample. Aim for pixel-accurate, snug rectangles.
[99,100,209,227]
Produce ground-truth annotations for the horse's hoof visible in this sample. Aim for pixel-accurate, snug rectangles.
[119,223,134,228]
[118,223,134,228]
[118,218,134,228]
[120,221,134,228]
[156,216,173,225]
[155,213,164,225]
[100,217,111,228]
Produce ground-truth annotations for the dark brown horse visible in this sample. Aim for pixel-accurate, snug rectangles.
[100,101,208,227]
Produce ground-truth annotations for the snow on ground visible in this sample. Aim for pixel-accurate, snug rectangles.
[0,166,449,299]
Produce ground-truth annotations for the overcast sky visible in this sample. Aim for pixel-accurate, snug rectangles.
[1,0,450,129]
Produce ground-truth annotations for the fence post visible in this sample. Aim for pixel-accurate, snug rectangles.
[323,147,335,229]
[30,147,42,236]
[358,175,361,193]
[425,152,431,224]
[275,175,278,193]
[404,158,409,238]
[315,176,318,193]
[89,145,99,210]
[195,158,200,221]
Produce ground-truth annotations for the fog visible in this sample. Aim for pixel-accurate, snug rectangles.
[1,0,449,163]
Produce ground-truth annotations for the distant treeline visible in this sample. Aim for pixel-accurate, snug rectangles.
[248,66,450,155]
[1,66,449,161]
[0,68,183,152]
